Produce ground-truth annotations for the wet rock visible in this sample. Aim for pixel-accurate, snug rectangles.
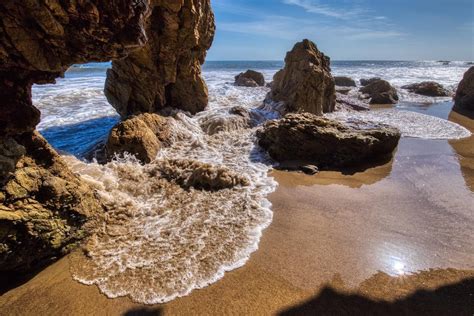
[335,76,356,87]
[360,79,399,104]
[360,78,382,86]
[235,70,265,87]
[200,106,253,135]
[402,82,450,97]
[153,159,250,191]
[336,93,370,111]
[257,113,400,169]
[454,67,474,112]
[105,0,215,117]
[106,114,171,163]
[267,39,336,115]
[0,133,102,272]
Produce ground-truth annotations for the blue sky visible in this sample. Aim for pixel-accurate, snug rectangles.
[207,0,474,61]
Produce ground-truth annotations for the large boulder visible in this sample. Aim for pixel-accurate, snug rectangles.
[105,0,216,117]
[106,113,171,163]
[235,70,265,87]
[360,77,381,86]
[335,76,356,87]
[267,39,336,115]
[360,79,399,104]
[257,113,400,169]
[402,82,450,97]
[454,67,474,111]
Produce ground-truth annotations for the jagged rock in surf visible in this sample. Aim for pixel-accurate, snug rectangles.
[335,76,356,87]
[0,0,150,272]
[106,113,171,163]
[402,82,450,97]
[454,67,474,112]
[360,77,382,87]
[267,39,336,115]
[257,113,400,169]
[360,79,399,104]
[105,0,216,117]
[153,159,250,191]
[235,70,265,87]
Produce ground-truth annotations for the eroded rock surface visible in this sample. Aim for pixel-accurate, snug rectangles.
[402,82,450,97]
[335,76,356,87]
[235,70,265,87]
[105,0,216,117]
[360,79,399,104]
[267,39,336,115]
[257,113,400,169]
[454,67,474,112]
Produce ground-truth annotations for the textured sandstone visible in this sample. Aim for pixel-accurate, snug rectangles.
[402,82,450,97]
[454,67,474,112]
[105,0,216,118]
[106,113,171,163]
[257,113,400,169]
[268,39,336,115]
[235,70,265,87]
[360,79,399,104]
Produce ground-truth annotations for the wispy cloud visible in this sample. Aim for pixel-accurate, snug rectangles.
[282,0,370,19]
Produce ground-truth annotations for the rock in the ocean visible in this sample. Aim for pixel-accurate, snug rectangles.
[360,79,399,104]
[402,82,450,97]
[257,113,400,169]
[335,76,356,87]
[0,133,103,272]
[235,70,265,87]
[360,78,382,86]
[267,39,336,115]
[454,67,474,112]
[106,114,171,163]
[105,0,215,117]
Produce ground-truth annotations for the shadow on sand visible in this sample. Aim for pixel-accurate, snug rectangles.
[123,308,163,316]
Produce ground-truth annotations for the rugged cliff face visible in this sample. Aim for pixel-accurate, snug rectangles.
[105,0,216,118]
[0,0,150,272]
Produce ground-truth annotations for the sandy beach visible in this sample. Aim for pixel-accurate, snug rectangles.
[1,103,473,315]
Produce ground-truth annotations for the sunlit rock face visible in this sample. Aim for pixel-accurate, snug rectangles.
[267,39,336,115]
[0,0,150,272]
[105,0,216,118]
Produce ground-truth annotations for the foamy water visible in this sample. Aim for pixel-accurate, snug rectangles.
[31,60,472,304]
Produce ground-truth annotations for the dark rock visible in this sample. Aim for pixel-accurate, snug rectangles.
[360,78,382,86]
[267,39,336,115]
[300,165,319,175]
[454,67,474,112]
[235,70,265,87]
[402,82,450,97]
[257,113,400,169]
[336,93,370,111]
[105,0,216,117]
[360,80,399,104]
[335,76,356,87]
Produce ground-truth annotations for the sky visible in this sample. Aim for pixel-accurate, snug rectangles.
[207,0,474,61]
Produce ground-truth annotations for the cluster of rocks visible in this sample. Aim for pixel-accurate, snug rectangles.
[402,82,450,97]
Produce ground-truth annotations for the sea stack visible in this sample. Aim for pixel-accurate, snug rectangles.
[454,67,474,112]
[268,39,336,115]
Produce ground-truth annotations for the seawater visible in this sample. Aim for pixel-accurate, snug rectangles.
[31,60,472,304]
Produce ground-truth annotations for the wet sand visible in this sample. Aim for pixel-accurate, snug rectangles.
[1,103,473,315]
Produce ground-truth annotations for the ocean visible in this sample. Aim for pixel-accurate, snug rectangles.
[31,60,472,304]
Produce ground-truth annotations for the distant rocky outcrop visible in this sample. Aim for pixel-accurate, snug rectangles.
[267,39,336,115]
[105,0,216,117]
[360,78,382,87]
[235,70,265,87]
[0,0,151,272]
[257,113,400,169]
[360,79,399,104]
[454,67,474,112]
[335,76,356,87]
[402,82,450,97]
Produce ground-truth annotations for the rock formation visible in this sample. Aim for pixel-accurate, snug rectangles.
[106,113,171,163]
[454,67,474,112]
[335,76,356,87]
[105,0,216,118]
[257,113,400,169]
[267,39,336,115]
[0,0,151,272]
[360,78,381,86]
[402,82,450,97]
[235,70,265,87]
[360,79,399,104]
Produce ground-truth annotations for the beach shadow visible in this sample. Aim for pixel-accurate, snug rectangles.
[279,278,474,316]
[0,260,53,295]
[123,307,163,316]
[40,116,118,158]
[452,105,474,120]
